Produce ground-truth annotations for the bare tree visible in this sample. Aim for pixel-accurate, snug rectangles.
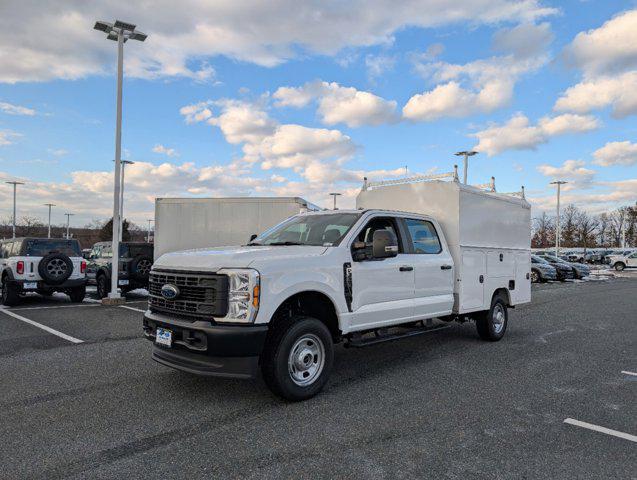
[560,204,579,248]
[18,216,45,236]
[575,210,597,249]
[610,207,628,247]
[597,213,610,247]
[532,212,554,248]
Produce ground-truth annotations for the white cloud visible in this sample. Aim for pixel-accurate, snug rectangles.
[273,81,398,127]
[152,144,179,157]
[593,141,637,167]
[0,130,22,146]
[0,101,36,115]
[0,0,556,83]
[555,10,637,118]
[48,148,68,157]
[528,179,637,214]
[404,25,550,122]
[563,9,637,77]
[536,159,596,188]
[365,54,396,79]
[472,113,600,156]
[553,71,637,118]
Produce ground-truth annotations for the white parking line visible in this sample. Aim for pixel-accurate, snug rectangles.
[10,304,101,311]
[621,370,637,377]
[119,305,146,313]
[0,309,84,344]
[563,418,637,443]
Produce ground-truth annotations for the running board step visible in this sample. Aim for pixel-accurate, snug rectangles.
[344,323,451,348]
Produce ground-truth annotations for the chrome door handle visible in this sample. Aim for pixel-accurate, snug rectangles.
[399,266,413,272]
[440,265,452,270]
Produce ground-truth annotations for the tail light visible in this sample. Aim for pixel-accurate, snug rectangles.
[80,261,87,274]
[16,261,24,275]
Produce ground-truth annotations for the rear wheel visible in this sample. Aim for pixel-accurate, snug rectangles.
[261,315,334,401]
[69,286,86,303]
[475,294,508,341]
[614,262,625,271]
[1,278,21,306]
[530,269,541,283]
[96,274,110,299]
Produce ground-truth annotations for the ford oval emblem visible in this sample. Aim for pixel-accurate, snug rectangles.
[160,284,180,300]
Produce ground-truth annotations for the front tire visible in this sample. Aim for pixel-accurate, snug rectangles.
[614,262,625,271]
[261,315,334,401]
[475,294,508,341]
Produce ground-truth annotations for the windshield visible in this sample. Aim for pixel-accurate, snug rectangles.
[24,239,81,257]
[532,255,549,264]
[121,244,153,259]
[253,213,361,247]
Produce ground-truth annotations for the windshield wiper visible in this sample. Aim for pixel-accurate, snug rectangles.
[246,241,262,246]
[268,241,304,246]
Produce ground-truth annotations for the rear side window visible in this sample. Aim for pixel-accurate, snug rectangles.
[122,244,153,259]
[405,219,442,254]
[23,239,81,257]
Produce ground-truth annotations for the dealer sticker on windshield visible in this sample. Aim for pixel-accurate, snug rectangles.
[155,328,172,347]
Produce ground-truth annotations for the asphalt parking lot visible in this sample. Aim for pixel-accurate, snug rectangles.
[1,279,635,479]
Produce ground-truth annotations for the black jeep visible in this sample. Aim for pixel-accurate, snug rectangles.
[87,241,153,298]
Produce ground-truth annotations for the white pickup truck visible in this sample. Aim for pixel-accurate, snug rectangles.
[143,177,531,400]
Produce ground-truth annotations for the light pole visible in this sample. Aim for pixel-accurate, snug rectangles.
[329,192,342,210]
[454,151,478,184]
[147,219,154,242]
[64,213,75,239]
[550,181,567,256]
[118,159,135,242]
[5,181,24,238]
[94,19,147,304]
[44,203,55,238]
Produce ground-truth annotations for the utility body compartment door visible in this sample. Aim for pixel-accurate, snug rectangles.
[459,249,486,312]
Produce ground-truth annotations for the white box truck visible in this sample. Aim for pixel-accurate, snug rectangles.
[153,197,320,258]
[144,176,531,401]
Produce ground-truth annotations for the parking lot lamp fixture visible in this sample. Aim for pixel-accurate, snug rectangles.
[5,181,24,238]
[550,181,568,256]
[64,213,75,239]
[118,160,135,242]
[94,19,147,302]
[454,151,478,184]
[44,203,55,238]
[329,192,342,210]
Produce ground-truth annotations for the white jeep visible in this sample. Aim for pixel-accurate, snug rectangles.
[0,237,87,306]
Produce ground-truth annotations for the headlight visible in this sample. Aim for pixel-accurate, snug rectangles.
[217,268,260,324]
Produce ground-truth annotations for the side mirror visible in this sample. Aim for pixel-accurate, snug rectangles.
[249,234,258,242]
[372,230,398,259]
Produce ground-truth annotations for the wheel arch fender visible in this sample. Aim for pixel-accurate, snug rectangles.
[491,287,511,306]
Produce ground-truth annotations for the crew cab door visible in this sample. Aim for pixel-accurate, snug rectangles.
[400,217,454,318]
[348,216,415,330]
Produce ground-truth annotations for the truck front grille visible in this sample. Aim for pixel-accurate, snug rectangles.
[148,270,229,320]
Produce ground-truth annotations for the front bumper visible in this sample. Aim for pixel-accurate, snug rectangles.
[9,277,87,291]
[143,311,268,379]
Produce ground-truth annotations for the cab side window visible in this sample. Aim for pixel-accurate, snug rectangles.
[404,218,442,254]
[356,217,404,253]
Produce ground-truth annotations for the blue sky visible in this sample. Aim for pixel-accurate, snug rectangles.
[1,0,636,226]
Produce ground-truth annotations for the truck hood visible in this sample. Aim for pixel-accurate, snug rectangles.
[153,245,328,271]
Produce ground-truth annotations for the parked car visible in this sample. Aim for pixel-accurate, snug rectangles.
[539,254,589,279]
[606,251,637,271]
[143,179,531,401]
[0,237,87,306]
[537,254,576,281]
[531,255,558,282]
[87,241,153,298]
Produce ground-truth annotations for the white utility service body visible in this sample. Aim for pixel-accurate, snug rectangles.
[154,197,320,258]
[144,177,532,400]
[357,180,532,314]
